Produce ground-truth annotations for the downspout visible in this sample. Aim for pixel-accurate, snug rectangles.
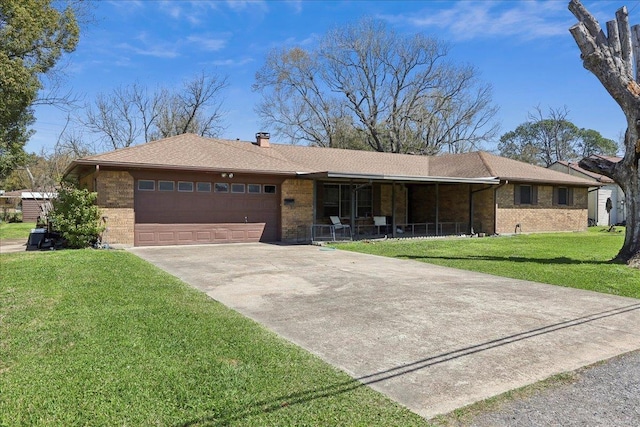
[493,180,508,235]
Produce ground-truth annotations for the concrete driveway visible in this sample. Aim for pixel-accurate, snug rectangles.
[129,243,640,419]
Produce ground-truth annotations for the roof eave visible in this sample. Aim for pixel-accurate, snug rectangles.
[63,160,299,179]
[499,177,599,187]
[298,171,500,184]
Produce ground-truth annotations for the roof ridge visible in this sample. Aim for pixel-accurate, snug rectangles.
[477,151,497,176]
[83,133,201,161]
[213,138,312,172]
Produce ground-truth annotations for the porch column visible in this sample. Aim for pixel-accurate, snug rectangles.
[350,181,356,236]
[469,186,474,235]
[392,181,396,238]
[435,183,440,236]
[312,180,317,240]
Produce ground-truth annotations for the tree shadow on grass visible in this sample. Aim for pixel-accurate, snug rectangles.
[176,303,640,426]
[398,254,615,265]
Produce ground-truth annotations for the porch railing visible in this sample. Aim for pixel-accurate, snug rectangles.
[309,220,467,242]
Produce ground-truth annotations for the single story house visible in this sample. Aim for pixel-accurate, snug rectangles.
[0,190,56,223]
[63,133,595,246]
[549,156,626,226]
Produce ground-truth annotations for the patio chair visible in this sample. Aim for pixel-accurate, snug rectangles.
[373,216,388,235]
[329,216,352,240]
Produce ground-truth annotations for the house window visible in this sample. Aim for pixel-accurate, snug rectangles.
[248,184,261,194]
[158,181,175,191]
[323,184,372,218]
[514,184,537,205]
[196,182,211,192]
[231,183,245,193]
[554,187,574,206]
[178,181,194,192]
[263,185,277,194]
[138,180,155,191]
[214,183,229,193]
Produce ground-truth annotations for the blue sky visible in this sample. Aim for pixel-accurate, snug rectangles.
[30,0,637,155]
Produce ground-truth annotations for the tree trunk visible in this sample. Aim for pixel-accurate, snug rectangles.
[580,154,640,266]
[570,0,640,267]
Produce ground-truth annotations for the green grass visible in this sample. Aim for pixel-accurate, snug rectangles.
[0,250,428,426]
[334,227,640,299]
[0,222,36,240]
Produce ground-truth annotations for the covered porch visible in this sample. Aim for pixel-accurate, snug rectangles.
[304,172,500,242]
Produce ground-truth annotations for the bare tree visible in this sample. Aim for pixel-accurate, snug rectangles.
[569,0,640,267]
[84,85,144,150]
[152,72,228,139]
[81,71,228,151]
[254,47,346,147]
[254,18,498,154]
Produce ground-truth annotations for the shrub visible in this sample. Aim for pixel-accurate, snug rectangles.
[1,211,22,223]
[49,185,104,248]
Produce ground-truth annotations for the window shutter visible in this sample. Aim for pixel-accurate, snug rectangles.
[553,188,558,205]
[532,186,538,205]
[514,185,521,205]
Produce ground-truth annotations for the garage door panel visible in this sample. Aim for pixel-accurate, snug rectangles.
[158,232,176,243]
[135,223,267,246]
[196,231,212,241]
[177,231,195,242]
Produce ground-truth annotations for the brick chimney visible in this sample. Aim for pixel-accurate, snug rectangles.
[255,132,270,148]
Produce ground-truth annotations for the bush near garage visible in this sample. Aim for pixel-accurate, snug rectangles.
[49,185,104,248]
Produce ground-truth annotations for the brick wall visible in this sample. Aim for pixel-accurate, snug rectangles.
[96,170,135,245]
[100,207,135,245]
[281,179,314,242]
[496,184,588,234]
[379,183,407,222]
[78,172,96,191]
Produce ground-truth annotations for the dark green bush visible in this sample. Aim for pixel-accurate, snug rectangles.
[49,185,104,248]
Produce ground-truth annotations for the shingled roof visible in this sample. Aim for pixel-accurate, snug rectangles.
[65,133,595,186]
[551,160,616,183]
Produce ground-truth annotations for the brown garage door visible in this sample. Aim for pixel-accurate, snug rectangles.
[133,175,281,246]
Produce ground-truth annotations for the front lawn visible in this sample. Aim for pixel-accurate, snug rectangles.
[335,228,640,299]
[0,222,35,240]
[0,250,428,426]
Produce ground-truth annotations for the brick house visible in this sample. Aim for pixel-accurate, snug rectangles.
[63,133,595,246]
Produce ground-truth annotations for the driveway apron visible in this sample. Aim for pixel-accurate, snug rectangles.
[129,243,640,419]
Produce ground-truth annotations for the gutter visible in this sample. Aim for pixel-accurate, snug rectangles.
[298,171,500,185]
[63,160,299,180]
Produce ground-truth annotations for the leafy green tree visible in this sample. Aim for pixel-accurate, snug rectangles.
[578,128,618,158]
[498,107,616,166]
[0,0,79,179]
[49,185,103,248]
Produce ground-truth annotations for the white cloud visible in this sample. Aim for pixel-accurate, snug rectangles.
[225,0,268,12]
[209,57,254,67]
[381,0,572,41]
[117,33,180,59]
[187,35,229,51]
[106,0,144,12]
